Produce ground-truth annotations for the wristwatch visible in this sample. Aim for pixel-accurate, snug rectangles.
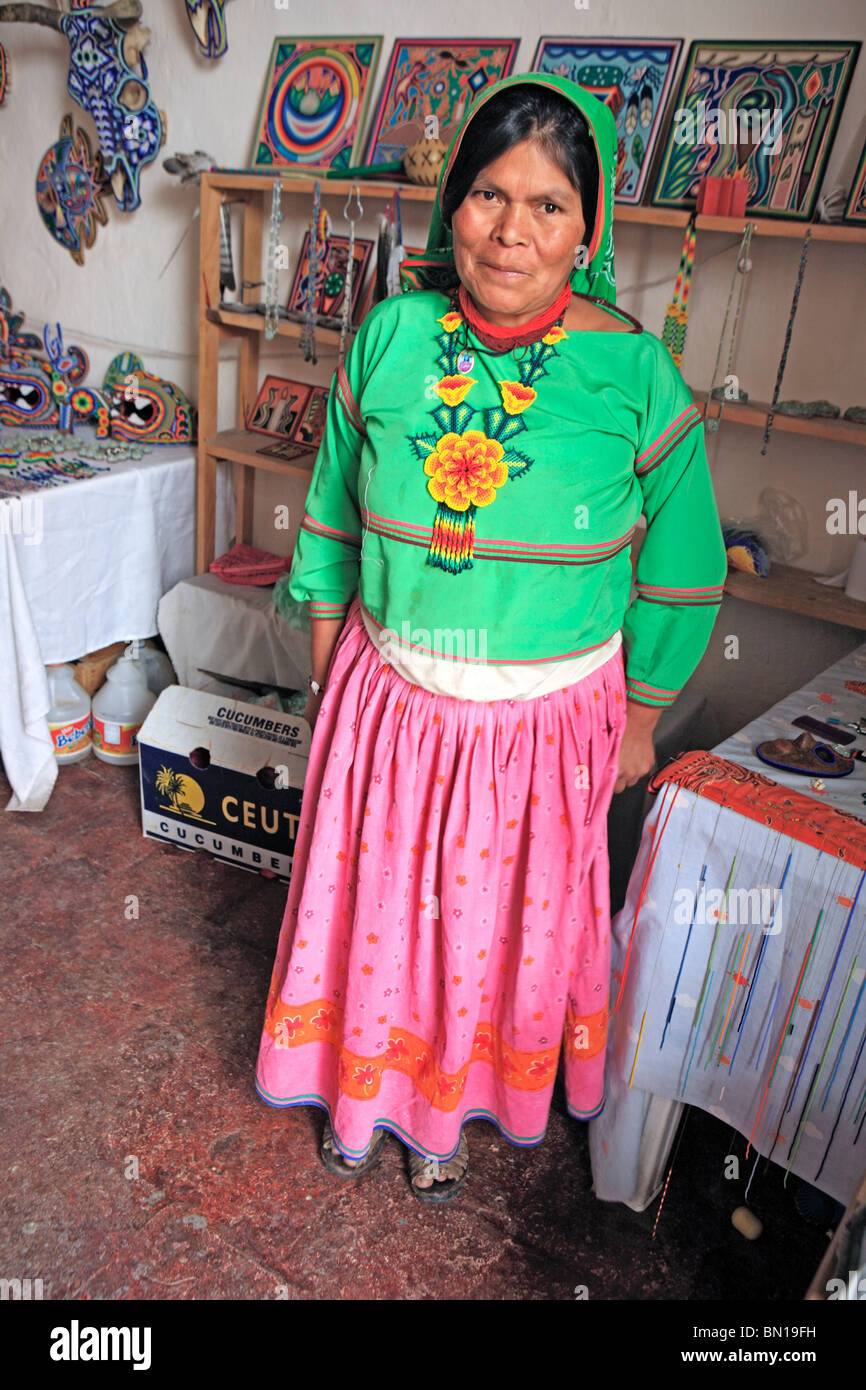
[309,676,325,696]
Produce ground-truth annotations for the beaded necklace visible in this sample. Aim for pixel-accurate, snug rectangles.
[761,228,812,455]
[406,281,571,573]
[264,176,282,342]
[661,213,696,369]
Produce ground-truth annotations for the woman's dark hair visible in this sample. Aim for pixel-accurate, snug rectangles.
[441,84,598,250]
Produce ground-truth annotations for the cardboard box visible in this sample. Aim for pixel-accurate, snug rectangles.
[138,687,311,882]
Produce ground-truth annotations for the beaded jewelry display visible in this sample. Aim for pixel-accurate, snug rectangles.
[761,228,812,455]
[339,185,362,370]
[661,213,696,368]
[706,221,754,433]
[264,176,282,341]
[300,182,327,364]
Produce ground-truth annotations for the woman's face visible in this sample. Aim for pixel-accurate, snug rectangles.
[450,138,587,326]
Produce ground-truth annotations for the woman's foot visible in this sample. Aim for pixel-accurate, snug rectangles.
[407,1132,469,1202]
[320,1121,386,1178]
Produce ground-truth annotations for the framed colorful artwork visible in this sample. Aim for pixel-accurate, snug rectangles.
[251,36,382,172]
[531,37,683,205]
[286,231,373,326]
[247,376,328,441]
[295,385,329,447]
[363,38,519,165]
[652,40,861,221]
[255,439,317,463]
[844,136,866,223]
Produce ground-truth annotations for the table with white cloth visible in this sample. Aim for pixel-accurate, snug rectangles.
[0,426,232,812]
[590,641,866,1210]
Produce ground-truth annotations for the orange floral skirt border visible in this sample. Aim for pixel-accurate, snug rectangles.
[255,602,626,1159]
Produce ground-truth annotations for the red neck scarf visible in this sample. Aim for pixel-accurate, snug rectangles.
[456,280,572,353]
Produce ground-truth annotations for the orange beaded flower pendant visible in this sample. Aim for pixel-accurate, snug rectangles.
[407,305,569,573]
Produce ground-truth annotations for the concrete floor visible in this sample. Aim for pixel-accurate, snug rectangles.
[0,755,834,1301]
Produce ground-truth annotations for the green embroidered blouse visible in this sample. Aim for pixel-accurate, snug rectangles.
[287,286,727,708]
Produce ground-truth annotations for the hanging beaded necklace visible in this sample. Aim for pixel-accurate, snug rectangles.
[264,175,282,342]
[406,279,572,573]
[706,221,754,433]
[661,213,697,369]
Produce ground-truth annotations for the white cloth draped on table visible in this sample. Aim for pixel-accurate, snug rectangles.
[0,435,232,811]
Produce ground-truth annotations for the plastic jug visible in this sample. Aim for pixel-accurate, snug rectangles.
[126,639,175,696]
[46,664,92,763]
[92,653,157,765]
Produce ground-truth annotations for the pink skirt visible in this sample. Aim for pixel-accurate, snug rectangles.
[255,600,627,1162]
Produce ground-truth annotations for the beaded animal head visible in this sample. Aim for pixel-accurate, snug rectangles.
[59,8,163,212]
[103,352,197,445]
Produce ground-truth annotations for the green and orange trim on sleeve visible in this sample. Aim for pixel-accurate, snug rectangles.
[635,405,703,477]
[335,364,366,437]
[635,581,725,607]
[300,511,361,547]
[624,675,681,709]
[307,599,352,621]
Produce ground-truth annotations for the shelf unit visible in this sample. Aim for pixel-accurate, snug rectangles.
[197,171,866,624]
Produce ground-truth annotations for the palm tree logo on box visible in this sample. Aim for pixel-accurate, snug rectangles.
[154,766,215,824]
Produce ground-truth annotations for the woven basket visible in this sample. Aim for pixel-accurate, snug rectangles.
[73,641,127,696]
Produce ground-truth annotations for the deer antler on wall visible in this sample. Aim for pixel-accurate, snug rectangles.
[0,2,141,30]
[0,0,164,212]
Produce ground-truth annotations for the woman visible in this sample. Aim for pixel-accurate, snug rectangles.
[256,73,726,1201]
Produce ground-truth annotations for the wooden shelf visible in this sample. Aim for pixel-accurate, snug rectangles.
[195,168,866,573]
[694,391,866,447]
[202,170,437,202]
[205,428,316,478]
[694,213,866,243]
[724,561,866,630]
[207,306,351,345]
[201,172,866,242]
[633,530,866,630]
[618,205,866,243]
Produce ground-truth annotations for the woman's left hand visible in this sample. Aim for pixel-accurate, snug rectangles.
[613,700,662,794]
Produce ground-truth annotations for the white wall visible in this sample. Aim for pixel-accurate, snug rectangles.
[2,0,865,587]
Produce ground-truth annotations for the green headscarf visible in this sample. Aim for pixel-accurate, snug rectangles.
[399,71,618,305]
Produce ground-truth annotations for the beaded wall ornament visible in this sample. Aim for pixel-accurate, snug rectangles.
[761,228,812,456]
[0,287,42,356]
[338,185,362,370]
[661,212,696,369]
[264,175,282,341]
[407,296,570,574]
[705,221,754,434]
[58,7,163,212]
[0,42,7,106]
[36,114,108,266]
[183,0,229,60]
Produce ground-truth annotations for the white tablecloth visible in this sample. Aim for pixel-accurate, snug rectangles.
[0,428,233,811]
[590,641,866,1210]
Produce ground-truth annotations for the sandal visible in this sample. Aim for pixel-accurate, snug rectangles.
[407,1132,469,1203]
[320,1121,387,1178]
[755,730,855,778]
